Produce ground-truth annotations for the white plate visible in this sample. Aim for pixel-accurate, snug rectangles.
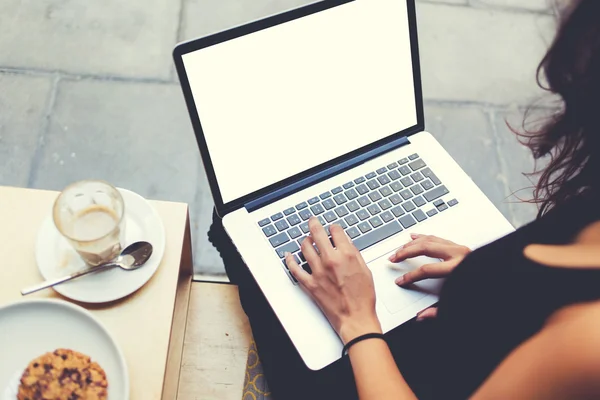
[0,299,129,400]
[35,188,165,303]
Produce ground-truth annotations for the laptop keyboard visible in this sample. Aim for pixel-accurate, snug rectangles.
[256,153,459,284]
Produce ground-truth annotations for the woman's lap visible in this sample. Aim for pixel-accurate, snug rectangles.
[208,209,435,400]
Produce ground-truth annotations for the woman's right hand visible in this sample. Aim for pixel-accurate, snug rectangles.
[390,233,471,286]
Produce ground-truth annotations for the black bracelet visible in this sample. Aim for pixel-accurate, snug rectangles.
[342,333,386,356]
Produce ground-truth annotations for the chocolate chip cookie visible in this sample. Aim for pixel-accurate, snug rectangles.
[18,348,108,400]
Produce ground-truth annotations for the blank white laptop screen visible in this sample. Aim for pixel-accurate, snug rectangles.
[182,0,417,204]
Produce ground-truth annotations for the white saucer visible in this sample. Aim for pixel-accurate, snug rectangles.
[0,299,129,400]
[35,188,166,303]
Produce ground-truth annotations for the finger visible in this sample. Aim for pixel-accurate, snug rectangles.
[301,235,323,273]
[389,240,455,263]
[395,260,455,286]
[329,223,352,251]
[308,217,334,257]
[285,252,312,287]
[416,307,438,321]
[397,234,455,253]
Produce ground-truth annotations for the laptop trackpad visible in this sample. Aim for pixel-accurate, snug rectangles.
[369,256,444,314]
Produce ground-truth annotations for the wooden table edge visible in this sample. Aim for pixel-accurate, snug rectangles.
[162,209,194,399]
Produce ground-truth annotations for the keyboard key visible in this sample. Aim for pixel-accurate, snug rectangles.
[408,153,419,160]
[400,189,414,200]
[376,167,388,175]
[333,194,348,205]
[310,204,325,215]
[413,209,427,222]
[366,172,377,179]
[354,177,366,184]
[271,212,283,221]
[388,170,401,180]
[296,202,308,210]
[411,172,424,182]
[320,192,332,200]
[377,175,391,185]
[347,200,360,212]
[276,241,300,258]
[356,184,369,195]
[323,199,336,210]
[369,192,382,202]
[421,168,442,185]
[409,159,426,171]
[402,201,416,212]
[308,197,319,205]
[345,214,359,226]
[298,237,309,247]
[358,222,372,233]
[391,206,406,217]
[275,220,290,231]
[448,199,459,207]
[438,204,449,212]
[346,226,361,239]
[258,218,270,227]
[262,225,277,237]
[335,220,348,229]
[378,199,392,210]
[367,204,382,215]
[398,157,409,165]
[286,214,302,226]
[400,177,413,187]
[433,199,444,207]
[399,215,417,229]
[284,207,295,216]
[411,185,424,195]
[343,182,354,190]
[381,211,394,223]
[299,209,312,221]
[390,194,403,205]
[352,221,403,251]
[413,196,426,207]
[367,180,380,190]
[424,185,449,202]
[335,206,349,217]
[318,216,326,226]
[324,211,338,223]
[284,254,300,267]
[302,263,312,274]
[379,186,393,197]
[269,232,289,247]
[421,180,434,191]
[426,209,438,217]
[357,209,370,221]
[287,226,302,239]
[345,188,358,200]
[332,186,343,194]
[358,196,371,207]
[300,222,310,233]
[399,166,411,176]
[298,250,307,262]
[391,182,403,192]
[369,216,383,228]
[387,162,399,169]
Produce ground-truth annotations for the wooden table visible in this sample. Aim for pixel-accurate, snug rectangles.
[0,185,193,400]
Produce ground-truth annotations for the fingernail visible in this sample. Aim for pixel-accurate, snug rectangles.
[388,255,395,261]
[410,233,419,239]
[416,315,425,322]
[284,252,291,258]
[395,276,404,285]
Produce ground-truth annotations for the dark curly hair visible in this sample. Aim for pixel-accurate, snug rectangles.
[515,0,600,218]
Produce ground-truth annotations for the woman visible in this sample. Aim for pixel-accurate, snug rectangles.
[209,0,600,398]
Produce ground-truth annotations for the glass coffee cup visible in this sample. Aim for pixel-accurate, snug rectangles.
[53,180,125,266]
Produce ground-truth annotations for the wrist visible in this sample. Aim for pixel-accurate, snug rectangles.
[339,317,382,344]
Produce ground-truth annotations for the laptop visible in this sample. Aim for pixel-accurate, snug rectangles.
[173,0,514,370]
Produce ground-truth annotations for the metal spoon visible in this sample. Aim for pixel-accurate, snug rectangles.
[21,241,153,296]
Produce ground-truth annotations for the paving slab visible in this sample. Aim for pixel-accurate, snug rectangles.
[0,0,179,79]
[417,2,556,105]
[424,103,511,220]
[0,73,53,188]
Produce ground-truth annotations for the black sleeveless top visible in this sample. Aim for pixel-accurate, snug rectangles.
[427,191,600,399]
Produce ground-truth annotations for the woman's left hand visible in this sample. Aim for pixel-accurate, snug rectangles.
[285,217,382,344]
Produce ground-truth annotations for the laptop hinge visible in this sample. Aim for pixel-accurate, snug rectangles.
[245,136,410,212]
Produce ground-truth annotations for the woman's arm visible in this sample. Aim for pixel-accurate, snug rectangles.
[472,301,600,399]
